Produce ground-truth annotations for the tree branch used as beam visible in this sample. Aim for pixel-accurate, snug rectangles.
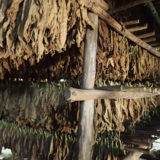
[138,31,155,39]
[65,87,159,102]
[127,24,148,32]
[109,0,154,14]
[85,3,160,57]
[75,12,98,160]
[124,19,140,26]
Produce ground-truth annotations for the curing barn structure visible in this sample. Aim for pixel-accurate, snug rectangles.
[0,0,160,160]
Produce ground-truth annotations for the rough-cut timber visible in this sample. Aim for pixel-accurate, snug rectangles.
[76,12,98,160]
[127,24,148,33]
[65,87,160,102]
[138,32,155,39]
[109,0,154,14]
[124,19,140,26]
[85,3,160,57]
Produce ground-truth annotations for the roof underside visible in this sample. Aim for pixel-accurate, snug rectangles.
[0,0,160,81]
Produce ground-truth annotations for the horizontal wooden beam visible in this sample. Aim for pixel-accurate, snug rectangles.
[109,0,154,14]
[64,87,159,102]
[138,31,155,39]
[85,3,160,57]
[127,24,148,32]
[96,85,157,92]
[124,19,140,26]
[143,37,156,43]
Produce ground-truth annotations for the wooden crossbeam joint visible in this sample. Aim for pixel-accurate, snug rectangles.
[65,87,160,102]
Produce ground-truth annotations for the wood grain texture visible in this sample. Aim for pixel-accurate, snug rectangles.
[65,87,160,102]
[76,12,98,160]
[124,19,140,26]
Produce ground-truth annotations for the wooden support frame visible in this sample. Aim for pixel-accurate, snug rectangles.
[143,37,156,43]
[85,2,160,57]
[124,19,140,26]
[109,0,154,14]
[127,24,148,32]
[65,87,159,102]
[138,31,155,39]
[75,12,98,160]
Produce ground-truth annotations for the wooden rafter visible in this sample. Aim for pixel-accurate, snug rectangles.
[85,2,160,57]
[124,19,140,26]
[127,24,148,32]
[138,31,155,39]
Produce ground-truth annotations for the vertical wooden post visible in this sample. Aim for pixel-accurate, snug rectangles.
[76,12,98,160]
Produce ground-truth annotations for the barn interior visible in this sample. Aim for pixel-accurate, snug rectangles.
[0,0,160,159]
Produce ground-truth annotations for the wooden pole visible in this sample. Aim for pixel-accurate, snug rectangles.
[127,24,148,32]
[85,3,160,57]
[94,85,158,93]
[143,37,156,43]
[124,19,140,26]
[65,87,159,102]
[109,0,154,14]
[76,12,98,160]
[138,31,155,39]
